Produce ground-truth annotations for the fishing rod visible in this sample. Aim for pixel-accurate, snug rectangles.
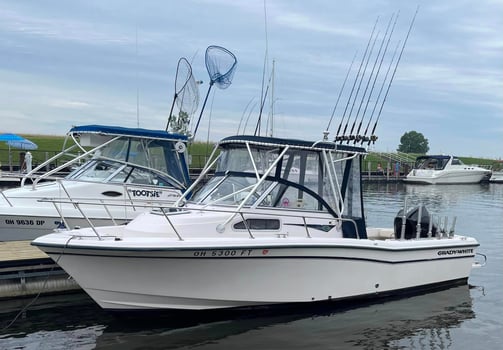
[254,80,271,136]
[242,101,258,134]
[325,51,358,138]
[352,13,397,144]
[368,5,419,145]
[361,40,400,143]
[256,0,270,137]
[335,17,379,142]
[345,29,381,143]
[237,97,256,134]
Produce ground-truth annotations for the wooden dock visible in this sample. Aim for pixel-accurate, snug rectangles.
[0,241,79,299]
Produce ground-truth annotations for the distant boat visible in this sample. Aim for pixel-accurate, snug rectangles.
[32,135,482,311]
[403,155,491,185]
[0,125,190,241]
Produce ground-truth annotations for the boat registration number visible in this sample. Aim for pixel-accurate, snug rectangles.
[4,218,46,226]
[193,249,254,257]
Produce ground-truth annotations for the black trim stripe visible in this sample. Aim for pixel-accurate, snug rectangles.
[41,250,475,265]
[33,242,479,253]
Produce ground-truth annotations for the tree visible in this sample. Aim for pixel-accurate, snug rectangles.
[397,131,429,154]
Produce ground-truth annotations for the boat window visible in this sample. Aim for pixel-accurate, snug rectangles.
[73,160,123,182]
[130,139,189,187]
[451,158,463,165]
[217,147,281,174]
[192,175,258,205]
[99,138,129,162]
[233,219,280,230]
[128,139,149,167]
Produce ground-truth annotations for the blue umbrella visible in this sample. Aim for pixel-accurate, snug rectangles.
[6,139,38,150]
[0,133,38,171]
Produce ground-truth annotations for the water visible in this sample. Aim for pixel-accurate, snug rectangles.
[0,182,502,349]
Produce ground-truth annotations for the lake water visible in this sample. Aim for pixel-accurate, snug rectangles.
[0,182,502,349]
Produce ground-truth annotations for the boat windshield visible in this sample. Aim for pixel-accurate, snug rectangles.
[66,136,189,189]
[416,156,450,170]
[191,141,363,219]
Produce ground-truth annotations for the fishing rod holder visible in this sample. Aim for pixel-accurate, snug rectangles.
[334,134,378,144]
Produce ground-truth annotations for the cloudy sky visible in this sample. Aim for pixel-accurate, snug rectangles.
[0,0,502,158]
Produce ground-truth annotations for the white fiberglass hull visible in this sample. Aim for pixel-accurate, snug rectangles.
[0,180,181,240]
[33,233,478,311]
[404,169,490,184]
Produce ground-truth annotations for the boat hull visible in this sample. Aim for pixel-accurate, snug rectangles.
[404,169,490,184]
[34,238,478,310]
[0,181,181,240]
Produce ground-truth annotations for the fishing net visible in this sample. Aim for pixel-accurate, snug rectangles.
[175,57,199,116]
[205,45,237,89]
[167,57,200,133]
[192,45,238,137]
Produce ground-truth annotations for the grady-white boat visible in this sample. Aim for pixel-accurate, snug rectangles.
[403,155,491,184]
[0,125,190,241]
[32,135,482,311]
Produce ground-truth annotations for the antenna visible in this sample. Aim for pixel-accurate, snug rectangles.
[136,24,140,127]
[268,59,275,137]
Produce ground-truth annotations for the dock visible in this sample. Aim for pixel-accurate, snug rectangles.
[0,241,79,299]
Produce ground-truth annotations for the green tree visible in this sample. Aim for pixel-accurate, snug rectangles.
[397,131,429,154]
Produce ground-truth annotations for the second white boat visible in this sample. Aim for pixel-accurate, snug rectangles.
[403,155,491,184]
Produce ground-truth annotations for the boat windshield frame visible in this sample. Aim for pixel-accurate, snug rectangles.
[21,125,190,190]
[65,136,190,189]
[414,155,452,171]
[187,135,367,221]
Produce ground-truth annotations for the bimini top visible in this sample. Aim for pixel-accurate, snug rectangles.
[219,135,367,154]
[69,125,188,141]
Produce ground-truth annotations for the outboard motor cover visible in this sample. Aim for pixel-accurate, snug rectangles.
[393,205,437,239]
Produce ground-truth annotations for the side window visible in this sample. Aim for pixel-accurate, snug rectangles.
[233,219,280,230]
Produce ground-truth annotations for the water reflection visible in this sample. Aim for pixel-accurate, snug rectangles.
[0,285,478,350]
[363,182,502,229]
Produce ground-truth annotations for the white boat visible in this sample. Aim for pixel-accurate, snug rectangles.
[403,155,491,184]
[489,171,503,183]
[0,125,190,241]
[32,135,482,311]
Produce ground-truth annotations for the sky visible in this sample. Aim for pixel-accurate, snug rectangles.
[0,0,502,158]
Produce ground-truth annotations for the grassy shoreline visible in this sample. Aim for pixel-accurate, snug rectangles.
[0,134,501,171]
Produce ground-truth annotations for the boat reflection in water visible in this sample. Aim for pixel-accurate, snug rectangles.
[0,285,478,349]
